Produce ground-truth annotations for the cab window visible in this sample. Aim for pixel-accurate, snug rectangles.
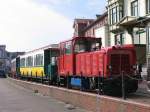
[51,57,57,65]
[74,39,87,53]
[65,41,72,54]
[74,38,101,53]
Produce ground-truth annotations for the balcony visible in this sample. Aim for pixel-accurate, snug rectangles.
[117,16,150,28]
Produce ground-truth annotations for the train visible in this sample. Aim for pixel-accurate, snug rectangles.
[11,36,140,95]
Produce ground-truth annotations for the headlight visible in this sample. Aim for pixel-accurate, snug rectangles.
[132,65,137,69]
[107,65,112,70]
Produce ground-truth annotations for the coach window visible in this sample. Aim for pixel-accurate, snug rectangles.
[20,58,25,67]
[26,56,33,67]
[35,54,43,66]
[26,57,28,67]
[65,41,72,54]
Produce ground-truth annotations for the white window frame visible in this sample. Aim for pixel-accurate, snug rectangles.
[131,0,138,16]
[146,0,150,14]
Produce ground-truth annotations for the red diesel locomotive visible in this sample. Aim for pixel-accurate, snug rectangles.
[58,37,139,95]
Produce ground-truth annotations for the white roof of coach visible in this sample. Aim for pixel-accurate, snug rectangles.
[19,44,59,58]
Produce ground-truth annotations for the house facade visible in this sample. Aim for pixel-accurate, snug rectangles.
[107,0,150,81]
[107,0,150,64]
[73,12,109,47]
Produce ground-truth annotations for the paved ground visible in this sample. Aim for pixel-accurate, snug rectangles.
[0,78,89,112]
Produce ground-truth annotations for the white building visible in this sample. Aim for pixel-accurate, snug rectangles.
[107,0,150,65]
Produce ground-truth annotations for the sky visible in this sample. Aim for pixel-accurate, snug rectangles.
[0,0,107,52]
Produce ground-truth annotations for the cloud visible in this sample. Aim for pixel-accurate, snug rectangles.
[0,0,73,52]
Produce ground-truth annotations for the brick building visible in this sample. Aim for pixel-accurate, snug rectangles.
[73,19,95,37]
[73,12,109,47]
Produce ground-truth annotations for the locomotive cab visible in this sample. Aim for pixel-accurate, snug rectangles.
[58,37,102,76]
[58,36,102,87]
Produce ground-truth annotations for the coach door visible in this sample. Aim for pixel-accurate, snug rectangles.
[16,57,20,75]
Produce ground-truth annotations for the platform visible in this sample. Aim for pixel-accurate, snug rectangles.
[8,78,150,112]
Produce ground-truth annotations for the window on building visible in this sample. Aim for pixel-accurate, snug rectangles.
[146,0,150,14]
[147,27,150,53]
[112,7,117,24]
[20,58,25,67]
[131,0,138,16]
[110,5,123,25]
[119,6,123,20]
[115,33,125,45]
[133,28,146,44]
